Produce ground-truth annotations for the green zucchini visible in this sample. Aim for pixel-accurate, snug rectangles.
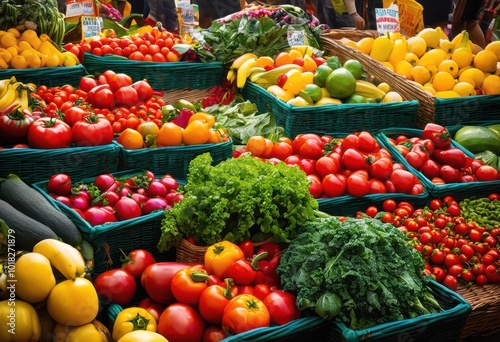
[453,126,500,155]
[78,239,95,275]
[0,174,82,247]
[0,200,59,251]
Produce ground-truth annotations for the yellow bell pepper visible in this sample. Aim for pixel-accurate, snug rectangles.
[112,307,157,342]
[0,299,41,341]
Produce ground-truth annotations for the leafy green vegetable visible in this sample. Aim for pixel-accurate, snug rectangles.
[204,99,282,145]
[277,216,443,330]
[157,153,318,252]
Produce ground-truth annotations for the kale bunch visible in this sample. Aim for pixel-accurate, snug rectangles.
[277,216,443,330]
[157,153,318,252]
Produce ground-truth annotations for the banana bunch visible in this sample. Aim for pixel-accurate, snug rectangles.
[33,239,86,280]
[251,64,303,89]
[226,52,259,88]
[0,78,31,112]
[353,80,388,102]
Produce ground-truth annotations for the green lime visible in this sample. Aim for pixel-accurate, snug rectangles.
[325,67,357,100]
[303,84,323,102]
[344,94,366,104]
[313,64,333,87]
[343,59,364,80]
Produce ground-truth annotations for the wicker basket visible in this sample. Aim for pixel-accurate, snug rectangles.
[82,53,225,91]
[457,283,500,340]
[0,143,119,185]
[321,29,378,42]
[328,280,471,342]
[0,64,88,87]
[376,128,500,200]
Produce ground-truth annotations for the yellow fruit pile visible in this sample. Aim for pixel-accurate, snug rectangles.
[346,28,500,97]
[0,28,80,69]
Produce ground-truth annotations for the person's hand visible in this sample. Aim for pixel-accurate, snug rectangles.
[351,12,365,30]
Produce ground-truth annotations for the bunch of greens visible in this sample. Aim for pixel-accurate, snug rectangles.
[277,216,443,330]
[157,153,318,252]
[204,99,281,145]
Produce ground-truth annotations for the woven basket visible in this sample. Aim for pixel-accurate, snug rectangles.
[0,143,119,185]
[32,170,178,275]
[0,65,88,87]
[328,280,471,342]
[242,81,419,139]
[457,283,500,340]
[433,96,500,127]
[321,29,378,42]
[376,128,500,200]
[319,34,436,129]
[176,237,277,264]
[116,139,233,181]
[82,53,225,90]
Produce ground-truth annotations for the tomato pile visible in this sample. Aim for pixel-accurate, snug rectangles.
[238,131,425,198]
[64,26,188,63]
[361,194,500,290]
[45,171,182,226]
[384,123,500,184]
[95,240,301,341]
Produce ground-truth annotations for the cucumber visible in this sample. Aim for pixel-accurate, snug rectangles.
[0,200,59,251]
[453,126,500,155]
[0,174,82,247]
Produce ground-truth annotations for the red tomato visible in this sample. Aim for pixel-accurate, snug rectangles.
[222,294,270,335]
[115,85,139,107]
[291,133,323,155]
[315,155,340,178]
[114,197,142,221]
[138,297,165,322]
[382,199,397,212]
[322,173,346,197]
[475,165,500,181]
[171,265,209,306]
[405,150,427,170]
[368,157,392,180]
[357,131,378,152]
[342,148,367,171]
[141,262,190,304]
[132,79,154,101]
[433,148,467,169]
[198,282,238,326]
[47,173,72,196]
[64,107,89,127]
[270,141,293,161]
[78,77,98,92]
[443,275,458,290]
[121,249,157,279]
[346,170,370,197]
[439,165,460,183]
[83,206,117,226]
[28,117,73,149]
[158,303,205,342]
[71,114,114,146]
[262,291,301,326]
[307,174,323,198]
[108,72,133,92]
[390,169,415,193]
[299,138,325,159]
[86,84,116,110]
[93,269,136,306]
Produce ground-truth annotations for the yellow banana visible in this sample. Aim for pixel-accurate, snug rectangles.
[250,71,267,83]
[0,76,16,99]
[226,69,236,83]
[353,80,386,102]
[229,52,259,70]
[247,66,266,78]
[236,57,257,88]
[9,84,30,112]
[0,81,22,111]
[33,239,86,280]
[252,64,303,88]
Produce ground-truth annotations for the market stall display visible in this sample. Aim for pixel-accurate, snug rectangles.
[1,1,500,341]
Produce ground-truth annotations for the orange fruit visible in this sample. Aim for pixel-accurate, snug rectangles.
[256,56,274,68]
[117,128,144,149]
[482,74,500,95]
[432,71,456,92]
[156,122,183,147]
[274,52,293,67]
[182,120,210,145]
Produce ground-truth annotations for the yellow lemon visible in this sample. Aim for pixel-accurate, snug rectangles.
[396,60,413,80]
[10,55,28,69]
[410,65,432,85]
[434,90,461,98]
[472,50,498,73]
[452,82,476,96]
[427,64,438,78]
[484,40,500,62]
[458,67,485,88]
[432,71,456,91]
[406,36,427,58]
[417,28,440,49]
[355,37,375,54]
[482,74,500,95]
[377,82,390,93]
[452,47,474,68]
[437,59,460,78]
[405,52,420,66]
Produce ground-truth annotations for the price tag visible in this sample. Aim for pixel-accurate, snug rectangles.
[66,0,98,18]
[287,28,306,47]
[375,7,400,36]
[81,16,103,40]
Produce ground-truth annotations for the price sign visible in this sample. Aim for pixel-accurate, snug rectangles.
[287,28,306,47]
[81,16,103,39]
[66,0,98,18]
